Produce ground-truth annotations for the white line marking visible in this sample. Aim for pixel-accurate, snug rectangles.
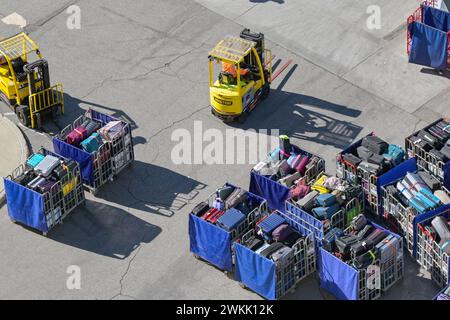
[1,12,27,28]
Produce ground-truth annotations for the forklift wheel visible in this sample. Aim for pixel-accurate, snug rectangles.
[17,106,30,127]
[237,112,248,124]
[261,84,270,100]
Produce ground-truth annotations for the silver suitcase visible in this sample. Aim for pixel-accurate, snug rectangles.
[34,155,61,178]
[279,171,301,187]
[270,246,294,267]
[295,190,318,211]
[27,176,46,190]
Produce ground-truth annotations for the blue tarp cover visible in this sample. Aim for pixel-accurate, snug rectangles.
[4,179,47,232]
[53,138,94,185]
[409,22,448,69]
[318,248,358,300]
[234,243,276,300]
[423,5,450,33]
[250,171,290,213]
[189,214,233,272]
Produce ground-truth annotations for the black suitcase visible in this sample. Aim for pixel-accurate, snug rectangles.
[353,249,377,269]
[244,236,265,251]
[343,153,362,167]
[429,149,448,163]
[356,225,374,241]
[357,146,373,161]
[436,120,450,133]
[368,153,384,165]
[362,136,388,155]
[418,171,441,191]
[335,235,359,256]
[418,130,442,149]
[409,135,433,152]
[14,170,37,186]
[192,202,210,217]
[282,232,301,247]
[260,242,284,258]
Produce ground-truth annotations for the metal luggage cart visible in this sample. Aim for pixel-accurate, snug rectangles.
[238,217,316,300]
[53,108,134,194]
[4,148,85,236]
[319,221,404,300]
[417,223,450,288]
[285,181,364,244]
[189,183,268,273]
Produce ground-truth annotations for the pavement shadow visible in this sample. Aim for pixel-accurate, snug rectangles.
[420,67,450,80]
[49,199,161,259]
[230,64,363,149]
[96,160,207,218]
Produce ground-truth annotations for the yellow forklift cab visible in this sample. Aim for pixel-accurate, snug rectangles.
[209,30,272,123]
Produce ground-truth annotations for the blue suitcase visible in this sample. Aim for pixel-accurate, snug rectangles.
[257,213,286,236]
[27,153,45,168]
[216,208,246,232]
[315,193,336,207]
[322,228,344,252]
[312,204,341,220]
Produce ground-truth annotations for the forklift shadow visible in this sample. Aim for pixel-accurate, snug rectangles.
[96,160,207,218]
[232,64,363,149]
[49,199,161,259]
[40,92,147,147]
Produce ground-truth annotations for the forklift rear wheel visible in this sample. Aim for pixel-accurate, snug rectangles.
[237,112,248,124]
[17,106,30,127]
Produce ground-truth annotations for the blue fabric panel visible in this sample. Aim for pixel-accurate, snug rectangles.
[409,22,448,69]
[234,243,276,300]
[412,204,450,256]
[249,171,290,213]
[90,109,116,125]
[318,248,359,300]
[285,201,324,240]
[189,214,233,272]
[444,161,450,191]
[53,138,94,185]
[4,179,47,232]
[423,5,450,32]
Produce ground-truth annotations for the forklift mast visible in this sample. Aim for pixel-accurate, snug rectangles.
[240,29,265,66]
[24,59,51,95]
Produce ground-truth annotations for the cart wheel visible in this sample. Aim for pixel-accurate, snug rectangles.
[193,254,200,260]
[91,188,98,196]
[239,283,247,289]
[43,232,48,237]
[110,176,114,182]
[10,218,17,224]
[237,112,248,124]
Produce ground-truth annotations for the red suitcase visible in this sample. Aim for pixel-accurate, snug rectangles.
[67,126,88,146]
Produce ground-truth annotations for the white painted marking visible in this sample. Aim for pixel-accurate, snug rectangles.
[1,12,27,28]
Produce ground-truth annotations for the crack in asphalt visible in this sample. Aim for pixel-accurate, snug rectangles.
[24,0,79,32]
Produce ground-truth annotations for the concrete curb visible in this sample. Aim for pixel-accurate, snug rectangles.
[0,114,30,206]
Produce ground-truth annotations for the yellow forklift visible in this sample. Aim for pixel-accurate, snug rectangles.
[208,29,291,123]
[0,32,64,128]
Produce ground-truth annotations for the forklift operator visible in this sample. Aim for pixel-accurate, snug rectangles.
[222,61,250,79]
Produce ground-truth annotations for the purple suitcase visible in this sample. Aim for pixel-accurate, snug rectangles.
[296,155,309,175]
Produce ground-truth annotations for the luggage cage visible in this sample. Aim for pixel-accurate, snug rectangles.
[240,222,316,300]
[416,214,450,288]
[206,184,269,255]
[342,224,404,300]
[406,1,450,68]
[405,118,450,186]
[56,109,134,193]
[285,177,364,244]
[6,148,85,235]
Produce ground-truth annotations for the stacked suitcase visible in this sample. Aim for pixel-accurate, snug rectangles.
[4,148,85,235]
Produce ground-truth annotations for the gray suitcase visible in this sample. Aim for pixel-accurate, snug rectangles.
[270,245,294,267]
[279,171,301,187]
[27,176,46,190]
[224,188,247,209]
[34,155,61,178]
[295,190,318,211]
